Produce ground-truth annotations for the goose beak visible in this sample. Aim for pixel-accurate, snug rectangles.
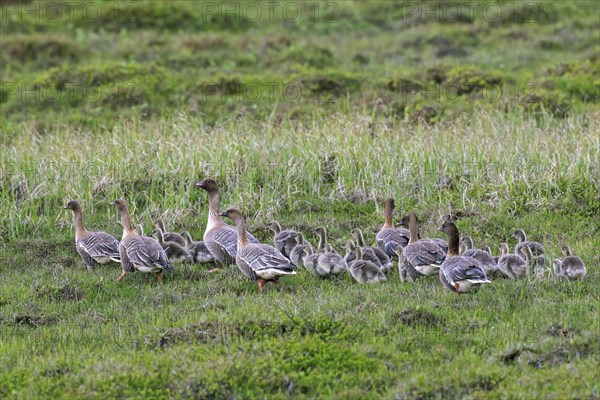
[194,181,204,188]
[111,201,118,207]
[437,227,443,232]
[219,211,227,217]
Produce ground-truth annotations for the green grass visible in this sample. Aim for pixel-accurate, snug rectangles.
[1,1,599,398]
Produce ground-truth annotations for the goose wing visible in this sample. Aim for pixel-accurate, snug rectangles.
[404,241,445,267]
[79,232,120,262]
[123,236,173,271]
[443,257,488,282]
[208,225,259,258]
[376,228,410,256]
[239,244,295,273]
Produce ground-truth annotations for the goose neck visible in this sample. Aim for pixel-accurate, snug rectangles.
[354,230,365,247]
[207,191,225,228]
[317,229,327,250]
[383,200,394,229]
[119,207,135,239]
[232,214,249,249]
[446,226,460,257]
[72,208,87,239]
[408,214,419,244]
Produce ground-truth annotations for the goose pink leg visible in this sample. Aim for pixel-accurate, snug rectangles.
[116,270,127,282]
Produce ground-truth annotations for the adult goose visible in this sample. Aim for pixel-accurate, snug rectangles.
[351,228,392,272]
[399,213,446,277]
[220,208,296,293]
[195,178,259,265]
[153,228,193,264]
[289,232,314,268]
[459,236,498,277]
[113,199,173,283]
[182,231,215,264]
[155,219,186,247]
[497,243,527,279]
[556,245,586,281]
[437,221,490,293]
[348,247,387,284]
[268,221,298,259]
[65,200,120,271]
[521,245,552,281]
[513,229,545,260]
[376,198,410,258]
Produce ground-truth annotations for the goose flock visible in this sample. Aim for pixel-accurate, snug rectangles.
[65,179,587,293]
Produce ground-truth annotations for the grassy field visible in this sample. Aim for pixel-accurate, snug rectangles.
[1,1,599,399]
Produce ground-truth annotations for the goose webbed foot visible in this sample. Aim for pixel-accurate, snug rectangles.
[453,282,460,294]
[257,279,265,293]
[207,268,221,273]
[156,272,164,284]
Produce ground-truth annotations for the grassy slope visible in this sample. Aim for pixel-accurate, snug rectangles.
[1,1,599,399]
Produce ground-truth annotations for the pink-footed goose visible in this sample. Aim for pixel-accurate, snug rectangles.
[376,198,410,258]
[268,221,298,259]
[459,236,498,277]
[394,244,421,282]
[348,246,387,284]
[497,243,527,279]
[437,221,490,294]
[194,178,259,266]
[399,213,446,277]
[134,224,144,236]
[220,208,295,293]
[555,245,586,281]
[65,200,120,271]
[513,229,545,260]
[155,219,186,247]
[343,240,383,269]
[521,245,552,281]
[113,199,173,283]
[351,228,393,272]
[289,232,315,268]
[181,231,216,264]
[152,228,193,264]
[316,243,347,277]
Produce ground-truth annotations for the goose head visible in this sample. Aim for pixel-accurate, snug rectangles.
[64,200,82,212]
[112,198,129,212]
[499,243,510,255]
[195,178,219,192]
[314,226,328,239]
[512,229,526,242]
[399,212,418,228]
[268,221,282,234]
[561,245,572,257]
[343,240,355,253]
[219,208,243,221]
[459,236,474,250]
